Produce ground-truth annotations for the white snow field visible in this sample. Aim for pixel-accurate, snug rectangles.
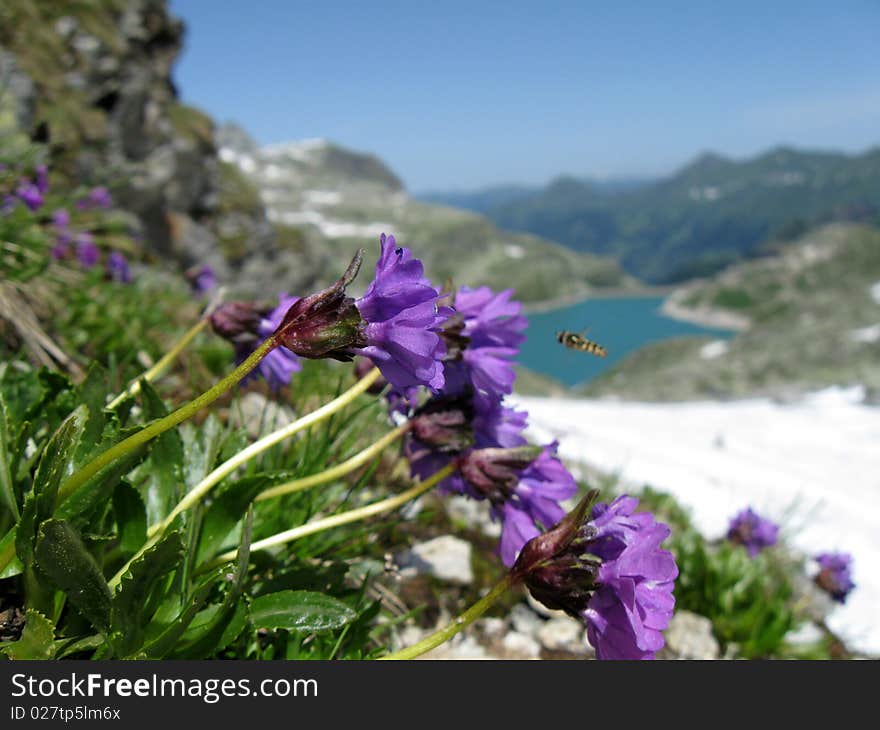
[514,386,880,655]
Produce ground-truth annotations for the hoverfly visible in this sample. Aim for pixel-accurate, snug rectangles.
[556,330,607,358]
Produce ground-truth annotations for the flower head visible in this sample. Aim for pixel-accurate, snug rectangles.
[813,552,855,604]
[441,286,527,399]
[211,295,302,391]
[515,493,678,660]
[52,208,70,229]
[76,234,99,268]
[15,180,43,211]
[353,234,448,391]
[186,264,216,295]
[35,165,49,194]
[274,236,448,392]
[77,186,112,210]
[107,251,131,283]
[726,507,779,557]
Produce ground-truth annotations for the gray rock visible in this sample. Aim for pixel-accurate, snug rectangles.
[509,603,544,637]
[228,392,296,439]
[397,535,474,585]
[660,611,720,660]
[501,631,541,659]
[536,616,587,653]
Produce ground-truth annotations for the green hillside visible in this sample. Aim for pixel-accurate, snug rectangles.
[583,223,880,400]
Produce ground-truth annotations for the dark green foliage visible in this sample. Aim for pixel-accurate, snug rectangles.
[443,146,880,283]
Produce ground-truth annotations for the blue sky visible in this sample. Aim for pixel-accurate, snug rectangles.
[170,1,880,192]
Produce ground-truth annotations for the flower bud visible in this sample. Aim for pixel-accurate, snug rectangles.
[410,394,474,452]
[274,249,368,360]
[209,301,264,344]
[458,445,543,503]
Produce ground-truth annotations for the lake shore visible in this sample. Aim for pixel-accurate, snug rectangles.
[660,289,750,331]
[513,385,880,656]
[522,284,674,314]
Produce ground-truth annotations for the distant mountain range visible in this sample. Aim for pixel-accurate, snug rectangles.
[418,147,880,283]
[216,124,632,302]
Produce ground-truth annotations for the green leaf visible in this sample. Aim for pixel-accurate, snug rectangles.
[182,414,224,489]
[195,475,268,566]
[34,519,112,634]
[0,527,22,579]
[75,365,109,462]
[111,480,147,558]
[6,609,55,660]
[16,405,87,570]
[139,569,224,659]
[0,394,19,518]
[110,531,183,657]
[138,380,184,522]
[250,590,357,634]
[56,438,147,528]
[170,508,254,659]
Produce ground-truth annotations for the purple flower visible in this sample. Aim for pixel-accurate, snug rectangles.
[50,243,69,260]
[274,237,449,393]
[77,186,112,210]
[726,507,779,557]
[35,165,49,194]
[442,286,528,399]
[52,208,70,229]
[515,493,678,660]
[195,265,216,294]
[353,234,447,391]
[15,180,43,211]
[76,234,99,268]
[494,443,577,566]
[211,295,303,391]
[814,552,855,604]
[107,251,131,283]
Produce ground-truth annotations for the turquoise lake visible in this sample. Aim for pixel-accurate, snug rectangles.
[517,296,734,387]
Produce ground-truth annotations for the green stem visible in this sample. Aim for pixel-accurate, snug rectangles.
[255,420,410,502]
[145,367,383,540]
[56,337,277,509]
[379,573,518,660]
[107,319,209,410]
[203,463,455,572]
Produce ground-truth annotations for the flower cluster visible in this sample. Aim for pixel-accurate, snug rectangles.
[394,278,575,566]
[726,507,779,557]
[813,552,855,604]
[1,162,133,283]
[513,492,678,660]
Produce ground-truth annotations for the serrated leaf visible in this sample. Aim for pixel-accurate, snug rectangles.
[16,405,87,570]
[35,519,112,634]
[195,475,268,566]
[111,480,147,558]
[0,394,19,518]
[138,380,184,522]
[6,609,55,660]
[250,590,357,634]
[110,531,183,657]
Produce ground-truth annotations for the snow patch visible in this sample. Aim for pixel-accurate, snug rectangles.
[850,324,880,344]
[700,340,728,360]
[504,244,526,259]
[870,281,880,305]
[303,189,342,206]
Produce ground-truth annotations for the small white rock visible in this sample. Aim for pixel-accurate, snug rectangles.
[397,535,474,585]
[501,631,541,659]
[537,616,586,652]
